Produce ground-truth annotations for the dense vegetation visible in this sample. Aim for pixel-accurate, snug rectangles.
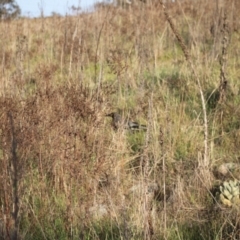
[0,0,20,19]
[0,0,240,239]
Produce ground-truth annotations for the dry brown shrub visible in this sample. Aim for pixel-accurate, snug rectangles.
[0,83,114,235]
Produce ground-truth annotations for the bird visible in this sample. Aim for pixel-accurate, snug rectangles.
[106,112,147,130]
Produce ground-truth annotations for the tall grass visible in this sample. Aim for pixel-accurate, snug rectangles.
[0,0,240,239]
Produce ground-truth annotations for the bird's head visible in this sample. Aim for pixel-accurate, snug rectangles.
[105,112,115,118]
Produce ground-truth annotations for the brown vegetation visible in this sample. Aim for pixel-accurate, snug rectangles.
[0,0,240,239]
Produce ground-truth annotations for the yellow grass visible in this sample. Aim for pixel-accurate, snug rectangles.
[0,1,240,239]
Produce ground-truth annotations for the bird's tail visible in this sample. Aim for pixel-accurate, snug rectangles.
[139,124,147,130]
[129,122,147,130]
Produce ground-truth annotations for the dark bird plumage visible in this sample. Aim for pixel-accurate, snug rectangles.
[106,112,147,130]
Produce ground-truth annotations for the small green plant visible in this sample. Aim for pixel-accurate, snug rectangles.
[219,179,240,207]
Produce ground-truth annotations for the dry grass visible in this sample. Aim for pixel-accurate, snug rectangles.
[0,1,240,239]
